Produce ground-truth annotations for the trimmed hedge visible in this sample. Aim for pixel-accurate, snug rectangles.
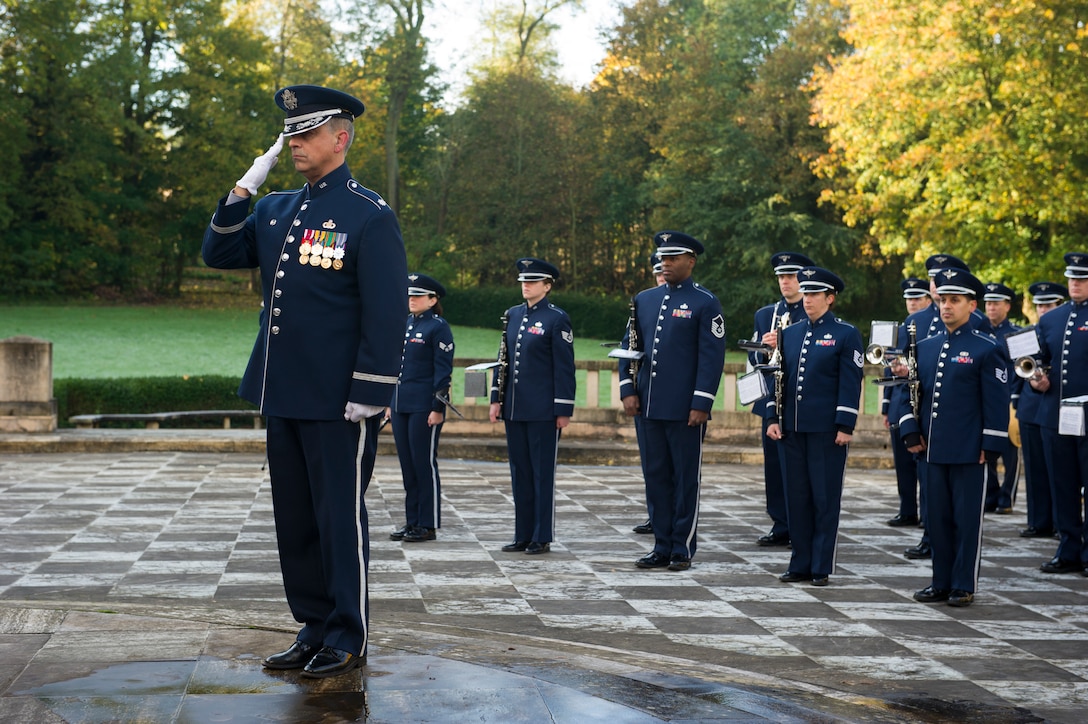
[56,375,253,428]
[442,286,630,340]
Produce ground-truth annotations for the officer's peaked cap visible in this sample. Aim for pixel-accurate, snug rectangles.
[797,267,844,294]
[654,231,704,256]
[275,85,365,137]
[1028,281,1067,305]
[1064,251,1088,279]
[982,282,1015,302]
[924,253,970,277]
[407,273,446,298]
[650,253,663,274]
[516,258,560,282]
[934,268,984,298]
[771,251,815,275]
[901,277,929,298]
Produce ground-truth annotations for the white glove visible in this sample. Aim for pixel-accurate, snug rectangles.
[345,402,385,422]
[235,134,284,195]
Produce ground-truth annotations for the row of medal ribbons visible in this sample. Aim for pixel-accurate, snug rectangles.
[299,228,347,270]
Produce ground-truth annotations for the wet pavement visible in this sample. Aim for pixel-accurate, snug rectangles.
[0,445,1083,722]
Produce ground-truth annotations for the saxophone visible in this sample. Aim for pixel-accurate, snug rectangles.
[493,311,511,412]
[626,296,642,378]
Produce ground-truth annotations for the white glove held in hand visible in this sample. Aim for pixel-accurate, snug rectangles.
[345,402,385,423]
[235,134,284,195]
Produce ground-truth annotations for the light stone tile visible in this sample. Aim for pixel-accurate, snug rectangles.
[753,617,884,638]
[896,636,1027,659]
[967,620,1088,640]
[424,598,535,615]
[976,681,1088,707]
[537,614,657,634]
[665,633,803,657]
[627,599,746,617]
[813,655,966,680]
[826,602,951,621]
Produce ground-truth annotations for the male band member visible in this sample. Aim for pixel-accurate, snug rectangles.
[1016,282,1066,539]
[882,277,931,528]
[620,232,726,571]
[203,85,407,677]
[634,252,668,535]
[979,282,1021,513]
[766,267,864,586]
[750,251,815,547]
[902,268,1009,607]
[1030,253,1088,575]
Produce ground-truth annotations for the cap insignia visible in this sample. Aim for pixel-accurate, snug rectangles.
[1073,255,1085,264]
[941,269,957,280]
[987,284,997,291]
[408,274,418,281]
[282,89,298,110]
[520,260,532,269]
[934,255,948,264]
[802,269,816,278]
[660,233,672,242]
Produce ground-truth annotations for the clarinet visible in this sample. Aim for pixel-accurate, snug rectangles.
[905,321,920,419]
[626,296,641,378]
[494,310,511,412]
[769,311,789,421]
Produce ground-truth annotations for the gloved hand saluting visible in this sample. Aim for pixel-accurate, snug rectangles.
[235,134,284,196]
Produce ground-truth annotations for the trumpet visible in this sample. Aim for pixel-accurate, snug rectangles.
[865,344,902,366]
[1014,356,1049,381]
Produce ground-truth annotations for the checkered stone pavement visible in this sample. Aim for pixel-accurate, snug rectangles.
[0,451,1085,722]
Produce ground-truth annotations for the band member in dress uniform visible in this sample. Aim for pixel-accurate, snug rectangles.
[634,252,668,535]
[979,282,1021,513]
[202,85,407,677]
[620,232,726,571]
[1029,253,1088,575]
[765,267,864,586]
[1016,282,1066,539]
[900,253,982,560]
[388,274,455,543]
[750,251,815,548]
[901,268,1009,607]
[490,258,576,555]
[882,277,932,529]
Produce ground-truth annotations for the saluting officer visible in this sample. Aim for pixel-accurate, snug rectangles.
[882,277,932,529]
[901,268,1009,608]
[1016,282,1066,539]
[979,282,1021,514]
[750,251,815,548]
[389,274,455,544]
[633,252,668,536]
[490,258,577,555]
[620,232,727,572]
[202,85,407,677]
[765,267,864,587]
[1030,253,1088,575]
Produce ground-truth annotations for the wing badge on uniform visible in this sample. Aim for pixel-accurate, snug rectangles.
[711,314,725,339]
[561,330,573,344]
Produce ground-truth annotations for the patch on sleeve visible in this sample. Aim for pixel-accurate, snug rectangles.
[996,367,1008,384]
[854,350,864,368]
[561,330,574,344]
[711,314,725,339]
[439,341,454,353]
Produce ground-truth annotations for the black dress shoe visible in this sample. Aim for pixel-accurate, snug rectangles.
[995,506,1013,515]
[667,556,691,571]
[757,531,790,547]
[913,585,950,603]
[948,590,974,607]
[779,571,811,583]
[390,525,410,541]
[886,513,920,527]
[525,542,550,554]
[301,647,363,679]
[263,641,317,670]
[904,542,931,559]
[402,526,436,542]
[632,519,653,534]
[1040,556,1084,574]
[1019,526,1056,538]
[810,576,829,587]
[636,551,670,569]
[501,540,529,552]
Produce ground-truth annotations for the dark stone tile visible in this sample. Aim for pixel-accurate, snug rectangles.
[729,601,846,619]
[865,619,990,638]
[1008,639,1088,659]
[528,599,637,616]
[784,635,914,657]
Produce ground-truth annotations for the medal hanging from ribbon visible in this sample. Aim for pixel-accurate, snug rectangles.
[299,229,347,270]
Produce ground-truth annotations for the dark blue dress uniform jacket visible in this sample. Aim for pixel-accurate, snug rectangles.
[619,281,727,419]
[392,311,455,414]
[1035,298,1088,428]
[896,327,1010,463]
[763,311,864,432]
[491,299,576,420]
[201,164,407,417]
